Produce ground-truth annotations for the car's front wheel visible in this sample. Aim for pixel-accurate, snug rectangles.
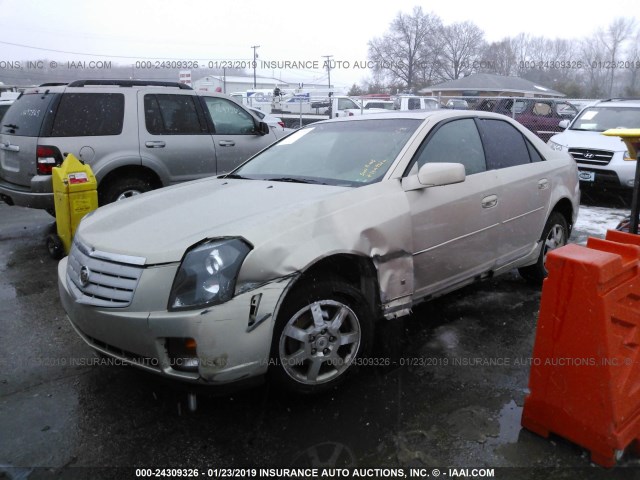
[519,212,568,284]
[269,280,373,394]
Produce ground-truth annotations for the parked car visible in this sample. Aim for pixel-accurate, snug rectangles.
[58,110,579,395]
[0,92,18,121]
[445,98,469,110]
[0,80,288,211]
[476,98,578,142]
[548,99,640,191]
[247,106,285,130]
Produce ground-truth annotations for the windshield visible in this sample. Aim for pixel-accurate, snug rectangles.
[234,118,421,186]
[570,106,640,132]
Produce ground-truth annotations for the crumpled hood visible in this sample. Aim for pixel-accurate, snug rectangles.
[76,177,348,264]
[550,129,629,151]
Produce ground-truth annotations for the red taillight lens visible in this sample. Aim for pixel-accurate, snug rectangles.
[36,146,62,175]
[278,121,285,129]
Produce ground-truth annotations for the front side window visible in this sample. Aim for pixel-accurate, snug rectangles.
[235,119,421,186]
[203,97,256,135]
[478,119,531,169]
[337,98,359,110]
[50,93,124,137]
[411,118,486,176]
[144,94,204,135]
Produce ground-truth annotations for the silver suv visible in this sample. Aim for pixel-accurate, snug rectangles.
[0,80,288,210]
[548,98,640,191]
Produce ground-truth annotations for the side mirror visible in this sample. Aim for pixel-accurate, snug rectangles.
[558,119,570,129]
[403,162,466,191]
[257,121,270,135]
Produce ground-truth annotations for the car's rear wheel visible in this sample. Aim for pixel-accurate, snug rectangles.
[269,280,373,394]
[519,212,568,284]
[99,176,153,205]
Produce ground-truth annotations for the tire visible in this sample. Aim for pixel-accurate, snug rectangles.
[269,280,373,394]
[99,176,153,205]
[518,212,568,284]
[46,233,64,260]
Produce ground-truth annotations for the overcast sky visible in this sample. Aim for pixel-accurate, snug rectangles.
[1,0,639,87]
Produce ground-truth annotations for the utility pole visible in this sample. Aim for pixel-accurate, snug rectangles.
[251,45,260,88]
[322,55,333,93]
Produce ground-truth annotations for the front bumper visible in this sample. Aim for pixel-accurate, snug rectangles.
[58,257,292,385]
[576,153,636,190]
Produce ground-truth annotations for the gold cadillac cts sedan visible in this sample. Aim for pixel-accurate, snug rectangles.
[58,111,579,394]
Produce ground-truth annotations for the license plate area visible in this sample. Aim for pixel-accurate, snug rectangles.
[578,170,595,182]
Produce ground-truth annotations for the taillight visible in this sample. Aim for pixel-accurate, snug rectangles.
[278,121,285,129]
[36,145,63,175]
[348,112,354,116]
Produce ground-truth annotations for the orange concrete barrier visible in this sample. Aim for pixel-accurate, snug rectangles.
[521,230,640,467]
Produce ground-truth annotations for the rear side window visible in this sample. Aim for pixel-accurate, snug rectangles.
[1,93,56,137]
[478,119,531,169]
[144,94,205,135]
[50,93,124,137]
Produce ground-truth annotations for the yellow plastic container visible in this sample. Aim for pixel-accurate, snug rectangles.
[48,154,98,258]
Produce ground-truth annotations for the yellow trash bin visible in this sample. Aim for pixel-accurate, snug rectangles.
[47,153,98,258]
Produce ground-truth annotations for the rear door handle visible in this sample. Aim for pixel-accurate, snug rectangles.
[482,194,498,209]
[218,140,236,147]
[145,141,166,148]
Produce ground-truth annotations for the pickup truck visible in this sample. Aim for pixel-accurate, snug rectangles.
[475,98,578,142]
[393,95,440,111]
[273,95,387,128]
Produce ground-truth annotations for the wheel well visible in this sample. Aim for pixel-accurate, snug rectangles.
[551,198,574,234]
[292,254,382,318]
[98,166,162,193]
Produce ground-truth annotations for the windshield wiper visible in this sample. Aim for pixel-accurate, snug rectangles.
[222,173,250,180]
[268,177,328,185]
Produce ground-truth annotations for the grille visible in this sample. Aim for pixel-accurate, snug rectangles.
[569,148,614,166]
[66,242,144,307]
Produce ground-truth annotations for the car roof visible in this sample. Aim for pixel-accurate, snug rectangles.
[319,109,523,124]
[591,98,640,108]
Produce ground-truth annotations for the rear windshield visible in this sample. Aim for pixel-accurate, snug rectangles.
[1,92,56,137]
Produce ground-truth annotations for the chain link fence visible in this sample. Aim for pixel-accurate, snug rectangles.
[433,96,598,142]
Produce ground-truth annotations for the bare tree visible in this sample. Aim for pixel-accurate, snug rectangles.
[437,21,486,80]
[481,39,517,76]
[367,6,442,90]
[580,36,609,97]
[599,17,636,96]
[623,30,640,96]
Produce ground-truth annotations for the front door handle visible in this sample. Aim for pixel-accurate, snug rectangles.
[145,141,166,148]
[218,140,236,147]
[538,178,550,190]
[482,194,498,209]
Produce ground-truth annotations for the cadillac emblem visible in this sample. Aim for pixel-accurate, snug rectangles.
[79,266,91,288]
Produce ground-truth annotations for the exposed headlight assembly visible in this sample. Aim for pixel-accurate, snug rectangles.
[547,140,564,151]
[168,238,252,311]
